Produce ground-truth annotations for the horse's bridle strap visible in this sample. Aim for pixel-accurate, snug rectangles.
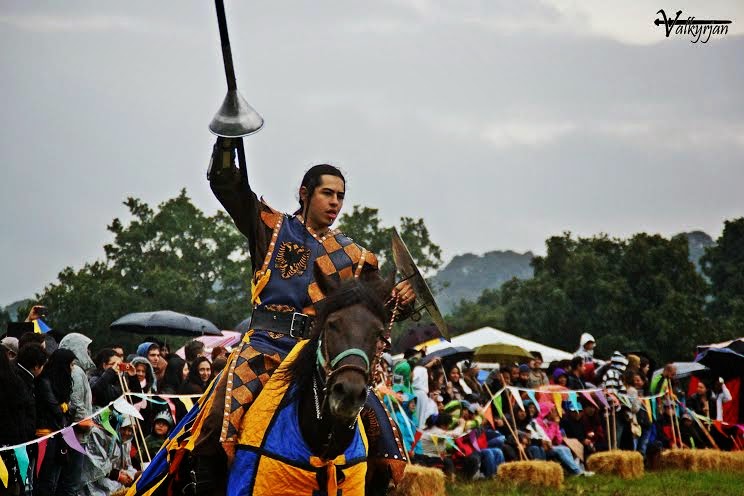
[316,341,371,376]
[330,348,370,371]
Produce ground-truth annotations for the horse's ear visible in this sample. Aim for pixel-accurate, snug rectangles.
[360,269,396,301]
[314,262,340,296]
[384,270,396,289]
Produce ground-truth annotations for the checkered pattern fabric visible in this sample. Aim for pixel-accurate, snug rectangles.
[307,233,378,307]
[222,339,283,443]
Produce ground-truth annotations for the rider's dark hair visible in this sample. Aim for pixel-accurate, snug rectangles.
[295,164,345,216]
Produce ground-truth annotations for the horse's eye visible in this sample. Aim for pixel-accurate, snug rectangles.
[328,321,339,333]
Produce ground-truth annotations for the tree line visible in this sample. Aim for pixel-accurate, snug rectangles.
[8,190,441,350]
[448,220,744,363]
[5,189,743,364]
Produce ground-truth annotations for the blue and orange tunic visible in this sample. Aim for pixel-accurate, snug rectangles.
[228,342,368,496]
[247,207,378,358]
[211,206,379,447]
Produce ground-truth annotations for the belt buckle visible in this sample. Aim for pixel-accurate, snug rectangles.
[289,312,306,338]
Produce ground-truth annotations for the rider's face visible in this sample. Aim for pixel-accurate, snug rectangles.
[302,175,345,230]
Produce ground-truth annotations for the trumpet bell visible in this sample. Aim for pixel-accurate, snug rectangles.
[209,89,264,137]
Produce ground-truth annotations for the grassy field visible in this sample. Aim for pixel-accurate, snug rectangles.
[448,470,744,496]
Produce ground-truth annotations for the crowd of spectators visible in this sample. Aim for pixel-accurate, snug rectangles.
[376,333,737,483]
[0,307,221,496]
[1,309,740,494]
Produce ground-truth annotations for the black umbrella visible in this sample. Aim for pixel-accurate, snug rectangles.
[420,346,474,367]
[697,338,744,355]
[391,324,457,355]
[111,310,222,336]
[695,347,744,379]
[234,317,251,334]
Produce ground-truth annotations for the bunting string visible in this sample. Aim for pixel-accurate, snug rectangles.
[0,393,201,453]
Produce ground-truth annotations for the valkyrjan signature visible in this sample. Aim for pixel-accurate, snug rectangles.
[654,9,732,43]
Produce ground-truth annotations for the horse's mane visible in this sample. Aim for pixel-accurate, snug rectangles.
[281,275,390,401]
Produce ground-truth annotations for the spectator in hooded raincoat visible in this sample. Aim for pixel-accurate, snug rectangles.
[58,332,95,495]
[574,333,596,364]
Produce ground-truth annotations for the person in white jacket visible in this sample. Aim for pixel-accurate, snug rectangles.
[710,377,732,421]
[412,361,439,427]
[58,332,94,494]
[574,333,596,363]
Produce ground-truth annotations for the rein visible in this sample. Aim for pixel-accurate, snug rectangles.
[312,336,372,424]
[311,294,399,422]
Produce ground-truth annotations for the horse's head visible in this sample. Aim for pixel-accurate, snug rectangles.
[312,265,392,422]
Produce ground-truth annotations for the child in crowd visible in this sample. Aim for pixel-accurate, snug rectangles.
[144,411,174,458]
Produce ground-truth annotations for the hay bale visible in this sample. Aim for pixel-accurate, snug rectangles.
[661,449,699,471]
[661,449,744,473]
[389,464,445,496]
[497,460,564,489]
[726,451,744,471]
[587,451,644,479]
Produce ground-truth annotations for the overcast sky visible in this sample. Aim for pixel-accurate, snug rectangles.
[2,1,743,306]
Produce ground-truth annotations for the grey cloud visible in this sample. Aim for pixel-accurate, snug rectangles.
[1,0,742,305]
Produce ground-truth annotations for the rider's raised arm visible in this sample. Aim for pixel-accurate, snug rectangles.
[207,137,272,270]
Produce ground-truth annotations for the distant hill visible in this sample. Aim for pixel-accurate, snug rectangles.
[433,231,714,315]
[433,250,534,313]
[2,298,30,321]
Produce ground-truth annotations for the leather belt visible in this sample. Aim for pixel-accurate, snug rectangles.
[249,308,312,339]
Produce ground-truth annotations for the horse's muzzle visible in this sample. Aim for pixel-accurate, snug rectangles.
[327,375,368,421]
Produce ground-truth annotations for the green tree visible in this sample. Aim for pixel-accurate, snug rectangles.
[618,233,709,357]
[447,288,505,334]
[36,189,251,349]
[31,196,441,351]
[338,206,443,344]
[500,232,709,363]
[337,206,443,276]
[701,217,744,338]
[0,307,10,333]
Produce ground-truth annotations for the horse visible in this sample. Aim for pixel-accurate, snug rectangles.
[225,266,393,496]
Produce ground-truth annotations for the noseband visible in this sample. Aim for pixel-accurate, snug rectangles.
[309,289,398,424]
[311,323,384,423]
[316,338,371,384]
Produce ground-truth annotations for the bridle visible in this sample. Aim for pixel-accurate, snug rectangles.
[311,295,399,422]
[312,327,376,423]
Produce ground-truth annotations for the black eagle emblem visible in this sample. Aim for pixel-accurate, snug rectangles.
[275,242,311,279]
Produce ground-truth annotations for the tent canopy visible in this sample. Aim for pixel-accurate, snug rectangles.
[424,327,572,365]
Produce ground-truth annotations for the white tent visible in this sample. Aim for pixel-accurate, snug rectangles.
[426,326,573,365]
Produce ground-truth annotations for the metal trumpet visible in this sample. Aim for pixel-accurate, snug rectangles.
[209,0,263,138]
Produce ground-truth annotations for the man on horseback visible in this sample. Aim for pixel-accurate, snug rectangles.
[183,137,415,493]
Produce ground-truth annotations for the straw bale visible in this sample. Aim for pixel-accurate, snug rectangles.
[587,451,644,479]
[661,449,744,472]
[390,464,445,496]
[497,460,564,489]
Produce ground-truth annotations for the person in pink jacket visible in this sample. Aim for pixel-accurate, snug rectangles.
[536,402,593,476]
